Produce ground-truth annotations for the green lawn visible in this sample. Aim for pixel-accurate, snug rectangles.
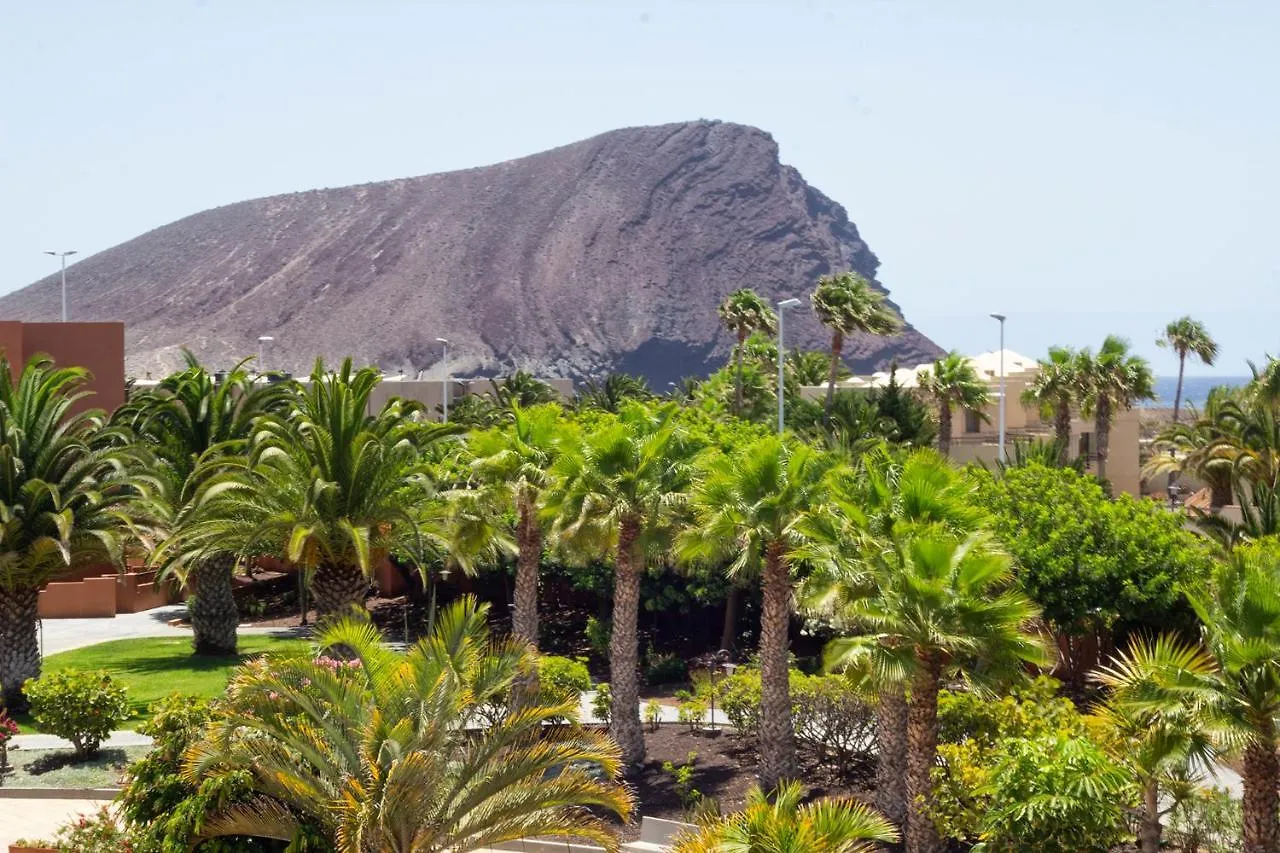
[17,634,311,732]
[1,745,151,788]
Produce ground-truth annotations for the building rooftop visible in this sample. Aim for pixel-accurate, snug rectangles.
[833,349,1039,391]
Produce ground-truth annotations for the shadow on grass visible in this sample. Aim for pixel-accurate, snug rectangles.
[22,747,130,776]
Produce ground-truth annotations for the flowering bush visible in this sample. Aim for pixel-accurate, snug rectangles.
[50,806,158,853]
[24,669,129,758]
[0,707,18,747]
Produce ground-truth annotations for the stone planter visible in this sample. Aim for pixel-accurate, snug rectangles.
[10,845,59,853]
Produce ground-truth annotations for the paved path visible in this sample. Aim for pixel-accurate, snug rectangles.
[0,797,113,848]
[11,730,153,751]
[39,605,310,656]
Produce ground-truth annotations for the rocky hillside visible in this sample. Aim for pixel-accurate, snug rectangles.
[0,120,942,384]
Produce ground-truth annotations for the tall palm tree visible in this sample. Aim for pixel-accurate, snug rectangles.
[542,402,698,765]
[120,356,292,655]
[1183,541,1280,853]
[678,436,840,790]
[1078,336,1155,483]
[718,289,778,417]
[824,531,1048,853]
[0,356,132,709]
[577,373,654,413]
[161,359,460,624]
[916,351,990,457]
[1022,346,1083,466]
[1157,316,1219,424]
[673,781,898,853]
[1145,384,1244,509]
[469,404,571,650]
[811,272,901,426]
[1091,635,1222,853]
[184,597,633,851]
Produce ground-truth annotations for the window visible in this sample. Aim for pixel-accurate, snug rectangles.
[1078,432,1092,458]
[964,409,982,434]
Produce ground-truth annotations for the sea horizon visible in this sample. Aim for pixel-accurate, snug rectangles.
[1144,375,1252,410]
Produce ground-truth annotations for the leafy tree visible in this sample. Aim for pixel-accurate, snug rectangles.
[811,272,900,426]
[120,356,292,655]
[975,464,1213,642]
[0,356,131,710]
[867,369,937,447]
[1158,316,1219,424]
[916,351,991,457]
[1022,346,1084,465]
[184,597,632,850]
[1078,336,1155,483]
[673,781,898,852]
[678,436,840,789]
[787,349,850,387]
[694,333,778,425]
[161,359,461,623]
[542,402,699,764]
[717,288,778,417]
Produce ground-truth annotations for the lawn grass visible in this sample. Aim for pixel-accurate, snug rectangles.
[0,745,150,789]
[16,634,311,732]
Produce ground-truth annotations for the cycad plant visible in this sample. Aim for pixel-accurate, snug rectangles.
[542,402,698,764]
[678,436,840,789]
[916,351,990,457]
[811,272,900,426]
[673,781,897,853]
[184,596,633,852]
[120,355,292,655]
[162,359,459,623]
[0,356,132,709]
[718,288,777,417]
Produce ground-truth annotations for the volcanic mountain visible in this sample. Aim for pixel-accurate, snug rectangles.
[0,120,943,384]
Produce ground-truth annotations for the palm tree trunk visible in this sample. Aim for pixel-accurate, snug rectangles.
[906,651,943,853]
[188,552,240,657]
[936,401,952,457]
[1172,352,1186,423]
[875,688,909,828]
[311,561,370,625]
[1055,396,1072,466]
[609,517,645,766]
[824,331,844,428]
[1095,395,1112,483]
[0,584,40,712]
[1138,778,1161,853]
[758,541,798,790]
[513,497,541,649]
[734,331,747,417]
[1242,730,1280,853]
[720,585,741,652]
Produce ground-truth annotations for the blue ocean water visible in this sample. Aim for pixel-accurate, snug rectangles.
[1145,376,1252,410]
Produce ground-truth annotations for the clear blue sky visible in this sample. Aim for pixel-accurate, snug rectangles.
[4,1,1276,376]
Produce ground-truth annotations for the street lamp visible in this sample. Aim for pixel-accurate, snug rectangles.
[43,250,77,322]
[990,314,1007,464]
[776,298,803,434]
[436,338,450,423]
[257,336,275,376]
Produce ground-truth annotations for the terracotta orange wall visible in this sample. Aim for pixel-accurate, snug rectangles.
[18,322,127,415]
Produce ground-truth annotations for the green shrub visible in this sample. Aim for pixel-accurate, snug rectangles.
[973,734,1131,853]
[24,669,129,757]
[661,750,702,810]
[720,669,763,735]
[1166,787,1243,853]
[537,655,591,707]
[590,682,611,724]
[676,698,707,732]
[644,699,664,731]
[644,652,688,685]
[50,806,159,852]
[584,616,611,658]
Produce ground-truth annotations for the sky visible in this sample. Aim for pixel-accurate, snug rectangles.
[3,1,1277,377]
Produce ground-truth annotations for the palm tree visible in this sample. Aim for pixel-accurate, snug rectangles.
[1078,336,1155,483]
[718,289,778,417]
[1183,542,1280,853]
[787,349,849,387]
[161,359,460,624]
[1022,346,1083,466]
[578,373,654,413]
[469,404,570,650]
[0,356,132,709]
[673,781,898,852]
[1145,385,1244,509]
[824,531,1048,853]
[916,351,991,457]
[1158,316,1219,424]
[1091,635,1222,853]
[811,272,901,426]
[678,436,840,789]
[542,402,698,765]
[120,356,292,655]
[184,597,633,851]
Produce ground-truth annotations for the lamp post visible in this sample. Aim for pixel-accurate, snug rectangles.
[776,298,802,434]
[436,337,450,423]
[990,314,1007,464]
[257,336,275,376]
[43,250,77,322]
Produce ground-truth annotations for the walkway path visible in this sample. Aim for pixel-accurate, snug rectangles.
[0,797,113,848]
[39,605,310,657]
